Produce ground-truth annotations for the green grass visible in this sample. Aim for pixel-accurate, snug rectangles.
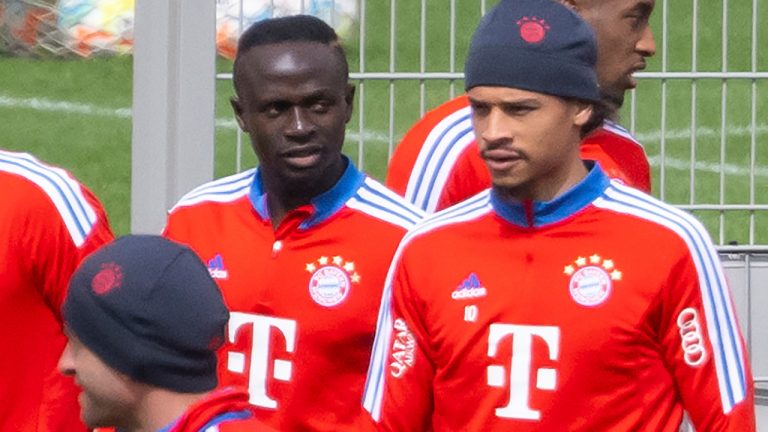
[1,0,767,243]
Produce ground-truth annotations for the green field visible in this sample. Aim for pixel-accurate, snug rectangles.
[1,0,767,243]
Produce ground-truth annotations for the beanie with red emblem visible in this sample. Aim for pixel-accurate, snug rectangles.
[464,0,600,102]
[63,235,229,393]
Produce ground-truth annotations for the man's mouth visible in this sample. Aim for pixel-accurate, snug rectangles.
[628,62,647,89]
[481,148,525,172]
[281,146,323,169]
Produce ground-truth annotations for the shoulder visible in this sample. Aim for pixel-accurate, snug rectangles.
[411,95,473,135]
[397,96,474,154]
[421,98,474,150]
[428,95,473,123]
[0,150,104,246]
[593,181,717,255]
[346,177,426,229]
[402,189,493,247]
[596,120,644,147]
[170,169,255,212]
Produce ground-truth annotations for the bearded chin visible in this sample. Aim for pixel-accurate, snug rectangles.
[599,90,624,121]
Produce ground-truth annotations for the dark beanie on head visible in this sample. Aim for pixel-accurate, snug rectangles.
[63,235,229,393]
[464,0,600,102]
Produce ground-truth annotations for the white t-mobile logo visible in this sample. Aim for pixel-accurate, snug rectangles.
[487,324,560,420]
[227,312,297,408]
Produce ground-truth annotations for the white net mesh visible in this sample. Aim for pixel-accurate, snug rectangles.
[0,0,133,57]
[0,0,357,58]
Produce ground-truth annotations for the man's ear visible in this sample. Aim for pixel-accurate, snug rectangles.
[344,84,356,124]
[230,96,247,132]
[573,101,594,128]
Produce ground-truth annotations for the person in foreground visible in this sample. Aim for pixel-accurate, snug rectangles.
[58,235,271,431]
[0,149,114,431]
[362,0,755,430]
[163,15,423,430]
[386,0,657,213]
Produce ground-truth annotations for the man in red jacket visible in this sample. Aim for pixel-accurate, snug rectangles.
[0,149,114,432]
[364,0,754,429]
[58,235,272,431]
[386,0,657,213]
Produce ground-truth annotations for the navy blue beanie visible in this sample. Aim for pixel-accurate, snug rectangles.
[63,235,229,393]
[464,0,600,102]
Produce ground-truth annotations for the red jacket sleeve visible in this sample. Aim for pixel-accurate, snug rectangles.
[656,230,755,430]
[362,245,435,431]
[13,170,113,432]
[32,185,114,315]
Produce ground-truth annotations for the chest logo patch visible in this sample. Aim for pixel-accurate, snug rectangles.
[207,254,229,280]
[306,256,360,307]
[564,255,622,307]
[452,272,487,300]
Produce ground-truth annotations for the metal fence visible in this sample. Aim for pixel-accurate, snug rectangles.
[217,0,767,248]
[722,251,767,389]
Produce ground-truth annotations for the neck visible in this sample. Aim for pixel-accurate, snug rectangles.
[127,388,209,432]
[263,157,347,229]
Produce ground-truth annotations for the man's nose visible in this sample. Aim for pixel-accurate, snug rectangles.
[637,25,656,57]
[478,108,512,146]
[285,106,315,137]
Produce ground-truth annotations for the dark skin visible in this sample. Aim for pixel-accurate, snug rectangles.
[565,0,656,115]
[231,41,355,229]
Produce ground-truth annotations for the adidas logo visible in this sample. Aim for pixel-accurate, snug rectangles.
[207,254,229,280]
[451,273,487,300]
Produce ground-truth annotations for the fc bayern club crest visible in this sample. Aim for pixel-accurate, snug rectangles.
[516,16,550,44]
[91,262,123,295]
[563,255,622,307]
[306,255,361,307]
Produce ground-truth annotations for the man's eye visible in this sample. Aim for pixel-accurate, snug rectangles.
[627,13,649,29]
[310,101,330,113]
[470,104,489,116]
[506,106,534,116]
[263,105,284,117]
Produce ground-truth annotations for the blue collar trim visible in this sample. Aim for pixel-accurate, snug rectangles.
[248,156,366,228]
[196,409,253,431]
[491,163,609,228]
[248,170,270,219]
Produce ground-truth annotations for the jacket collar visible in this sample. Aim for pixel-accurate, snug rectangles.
[490,162,609,228]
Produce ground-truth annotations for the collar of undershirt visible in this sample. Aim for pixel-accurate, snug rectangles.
[247,156,366,230]
[490,162,610,228]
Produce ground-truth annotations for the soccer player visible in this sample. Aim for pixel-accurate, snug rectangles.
[0,149,114,431]
[58,235,271,431]
[163,15,424,430]
[363,0,755,430]
[386,0,657,213]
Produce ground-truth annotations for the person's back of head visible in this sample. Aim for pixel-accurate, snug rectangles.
[59,235,229,431]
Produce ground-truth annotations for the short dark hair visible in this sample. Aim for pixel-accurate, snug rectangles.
[233,15,349,93]
[237,15,341,54]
